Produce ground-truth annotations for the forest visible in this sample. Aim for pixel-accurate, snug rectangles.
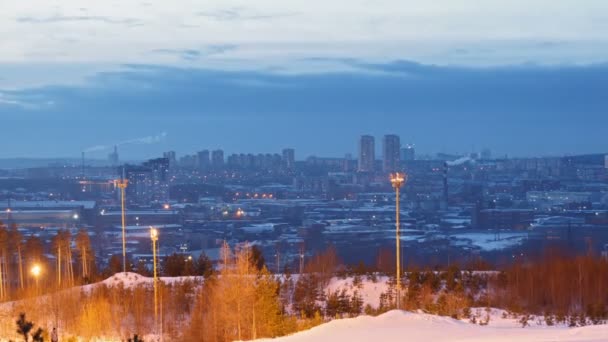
[1,221,608,341]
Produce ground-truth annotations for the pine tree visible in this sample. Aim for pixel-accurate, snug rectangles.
[0,224,9,299]
[8,224,24,290]
[75,228,93,281]
[195,252,213,277]
[16,313,43,342]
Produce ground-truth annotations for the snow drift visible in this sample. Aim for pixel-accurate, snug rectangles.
[258,310,608,342]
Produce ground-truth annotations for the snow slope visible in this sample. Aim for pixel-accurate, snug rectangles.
[259,310,608,342]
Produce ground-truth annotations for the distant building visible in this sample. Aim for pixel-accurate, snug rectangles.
[197,150,210,170]
[211,150,224,169]
[400,145,415,161]
[358,135,375,172]
[343,153,353,172]
[383,134,400,172]
[163,151,177,169]
[282,148,295,170]
[481,149,492,160]
[527,191,592,207]
[123,157,170,205]
[474,209,534,230]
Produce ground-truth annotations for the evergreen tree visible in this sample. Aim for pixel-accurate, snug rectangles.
[8,224,24,290]
[16,313,43,342]
[250,245,266,271]
[195,252,213,277]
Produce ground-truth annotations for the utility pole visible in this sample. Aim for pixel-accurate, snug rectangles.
[299,245,305,275]
[390,172,407,309]
[115,168,128,273]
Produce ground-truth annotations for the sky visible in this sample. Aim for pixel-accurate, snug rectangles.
[0,0,607,160]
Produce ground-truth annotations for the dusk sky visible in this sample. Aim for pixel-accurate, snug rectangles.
[1,1,607,160]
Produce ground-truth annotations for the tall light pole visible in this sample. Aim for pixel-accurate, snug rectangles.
[150,227,159,336]
[115,170,128,273]
[390,172,407,309]
[31,263,41,295]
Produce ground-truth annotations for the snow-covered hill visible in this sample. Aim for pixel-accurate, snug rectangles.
[258,310,608,342]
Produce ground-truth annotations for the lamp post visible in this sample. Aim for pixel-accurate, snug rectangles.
[31,263,41,295]
[115,175,128,273]
[150,227,159,336]
[390,172,407,309]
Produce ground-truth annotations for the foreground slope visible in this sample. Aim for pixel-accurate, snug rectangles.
[258,310,608,342]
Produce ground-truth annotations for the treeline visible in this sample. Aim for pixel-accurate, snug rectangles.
[0,277,200,341]
[0,221,96,300]
[0,220,219,302]
[3,235,608,340]
[491,251,608,321]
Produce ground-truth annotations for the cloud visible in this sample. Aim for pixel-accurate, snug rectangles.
[119,132,167,146]
[84,132,167,153]
[196,7,299,21]
[150,44,237,61]
[1,60,607,158]
[16,15,141,26]
[0,91,52,109]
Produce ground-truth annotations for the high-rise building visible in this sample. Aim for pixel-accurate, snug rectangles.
[400,145,415,161]
[123,157,169,205]
[359,135,376,172]
[197,150,210,170]
[282,148,295,170]
[179,154,197,169]
[481,149,492,160]
[358,135,375,172]
[163,151,177,169]
[382,134,400,172]
[211,150,224,169]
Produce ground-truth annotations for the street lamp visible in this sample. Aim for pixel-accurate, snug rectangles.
[31,263,41,294]
[390,172,407,309]
[150,227,159,336]
[115,173,128,273]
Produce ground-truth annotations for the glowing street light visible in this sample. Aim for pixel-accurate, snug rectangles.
[31,263,42,293]
[115,174,129,273]
[390,172,407,310]
[150,227,159,336]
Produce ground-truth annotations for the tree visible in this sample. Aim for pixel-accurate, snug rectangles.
[195,252,213,277]
[0,223,9,299]
[8,224,24,290]
[24,236,44,263]
[75,228,94,281]
[162,253,186,277]
[104,254,127,276]
[52,230,75,288]
[304,245,340,285]
[293,274,322,318]
[16,313,43,342]
[250,245,266,271]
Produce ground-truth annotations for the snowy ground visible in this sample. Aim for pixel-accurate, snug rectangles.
[258,310,608,342]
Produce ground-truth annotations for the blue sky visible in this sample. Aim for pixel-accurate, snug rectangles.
[1,1,607,159]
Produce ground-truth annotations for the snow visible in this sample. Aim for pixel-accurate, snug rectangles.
[81,272,202,291]
[325,276,389,309]
[450,232,528,251]
[259,310,608,342]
